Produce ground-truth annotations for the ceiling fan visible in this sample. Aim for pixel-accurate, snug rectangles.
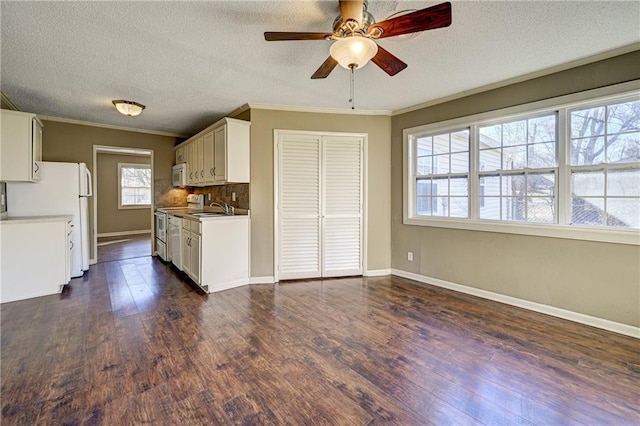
[264,0,452,79]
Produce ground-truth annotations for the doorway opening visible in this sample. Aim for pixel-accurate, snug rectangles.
[92,146,154,263]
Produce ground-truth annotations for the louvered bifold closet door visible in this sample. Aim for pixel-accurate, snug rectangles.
[277,135,322,280]
[322,136,363,277]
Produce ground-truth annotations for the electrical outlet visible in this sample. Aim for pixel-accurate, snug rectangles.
[232,192,236,202]
[407,252,413,261]
[207,193,211,201]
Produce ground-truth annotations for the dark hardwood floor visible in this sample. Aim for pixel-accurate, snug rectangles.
[2,256,639,425]
[97,234,152,263]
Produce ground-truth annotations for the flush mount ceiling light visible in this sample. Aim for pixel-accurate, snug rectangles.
[112,100,145,117]
[329,35,378,70]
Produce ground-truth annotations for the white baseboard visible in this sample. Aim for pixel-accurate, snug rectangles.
[250,276,276,284]
[209,278,251,293]
[365,269,392,277]
[97,230,151,238]
[391,269,639,339]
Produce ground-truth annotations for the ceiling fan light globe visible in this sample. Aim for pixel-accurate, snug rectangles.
[329,36,378,70]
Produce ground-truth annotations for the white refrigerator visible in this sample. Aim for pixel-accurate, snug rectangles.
[7,161,92,277]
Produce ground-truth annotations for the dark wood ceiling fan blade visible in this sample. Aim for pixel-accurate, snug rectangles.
[371,45,407,76]
[264,32,333,41]
[368,1,451,39]
[311,56,339,79]
[339,0,364,25]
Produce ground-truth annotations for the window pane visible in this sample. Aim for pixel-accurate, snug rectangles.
[528,142,556,168]
[433,196,449,217]
[417,197,436,216]
[479,197,501,220]
[570,136,605,165]
[479,149,501,172]
[572,197,604,226]
[416,157,432,175]
[607,169,640,197]
[417,137,432,156]
[607,100,640,134]
[528,115,556,143]
[450,178,468,196]
[450,197,468,218]
[527,198,555,223]
[450,130,469,152]
[450,152,469,173]
[503,120,527,146]
[527,173,554,197]
[417,179,433,196]
[433,154,449,174]
[501,175,525,197]
[502,197,526,221]
[479,125,501,148]
[606,132,640,164]
[482,175,500,196]
[503,146,526,169]
[607,198,640,228]
[571,106,605,138]
[572,172,604,197]
[433,134,449,154]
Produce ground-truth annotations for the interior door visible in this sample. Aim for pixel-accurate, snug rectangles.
[276,134,321,280]
[322,136,363,277]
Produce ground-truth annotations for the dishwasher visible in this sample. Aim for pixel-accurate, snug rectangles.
[167,214,183,271]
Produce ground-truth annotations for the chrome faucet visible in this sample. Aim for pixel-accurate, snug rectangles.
[209,201,234,215]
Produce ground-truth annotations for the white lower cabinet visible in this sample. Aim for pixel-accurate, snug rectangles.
[0,216,72,303]
[182,219,201,285]
[180,216,250,293]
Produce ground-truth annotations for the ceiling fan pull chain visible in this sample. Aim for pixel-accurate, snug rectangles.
[349,64,355,110]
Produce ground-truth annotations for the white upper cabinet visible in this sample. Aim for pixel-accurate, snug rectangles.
[174,117,250,187]
[0,110,43,182]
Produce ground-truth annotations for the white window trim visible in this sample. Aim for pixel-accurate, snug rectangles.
[118,162,152,210]
[403,80,640,246]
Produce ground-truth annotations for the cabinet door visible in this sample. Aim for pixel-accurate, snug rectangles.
[182,230,191,276]
[186,143,195,185]
[195,136,204,185]
[32,118,42,181]
[190,233,201,284]
[175,146,185,164]
[202,131,215,184]
[213,126,227,183]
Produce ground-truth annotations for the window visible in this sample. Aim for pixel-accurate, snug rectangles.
[118,163,151,209]
[404,83,640,245]
[414,129,469,218]
[569,99,640,228]
[478,113,557,223]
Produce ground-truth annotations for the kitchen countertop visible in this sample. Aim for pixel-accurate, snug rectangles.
[156,207,249,220]
[0,215,73,224]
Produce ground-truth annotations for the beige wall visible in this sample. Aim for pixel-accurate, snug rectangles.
[96,153,151,234]
[41,120,178,259]
[249,109,391,278]
[391,50,640,327]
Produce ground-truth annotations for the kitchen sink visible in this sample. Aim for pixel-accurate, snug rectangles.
[190,212,228,217]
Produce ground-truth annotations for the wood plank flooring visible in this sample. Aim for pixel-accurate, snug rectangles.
[2,256,639,424]
[97,234,151,263]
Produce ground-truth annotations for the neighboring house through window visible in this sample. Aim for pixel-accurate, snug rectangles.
[404,84,639,245]
[118,163,151,209]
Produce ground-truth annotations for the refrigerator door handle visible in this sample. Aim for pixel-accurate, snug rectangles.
[84,167,93,197]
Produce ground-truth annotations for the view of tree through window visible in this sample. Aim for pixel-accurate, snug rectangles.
[119,163,151,208]
[408,92,640,232]
[570,99,640,228]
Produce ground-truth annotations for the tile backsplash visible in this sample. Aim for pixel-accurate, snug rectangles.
[193,183,249,210]
[154,179,189,208]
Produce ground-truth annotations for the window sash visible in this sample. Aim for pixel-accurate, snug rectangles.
[405,85,640,242]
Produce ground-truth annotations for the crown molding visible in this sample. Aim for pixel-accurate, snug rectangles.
[247,102,391,116]
[392,42,640,117]
[38,115,189,138]
[0,92,20,111]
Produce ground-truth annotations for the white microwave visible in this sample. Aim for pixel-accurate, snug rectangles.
[172,163,187,187]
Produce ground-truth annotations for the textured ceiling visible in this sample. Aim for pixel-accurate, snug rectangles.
[1,1,639,136]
